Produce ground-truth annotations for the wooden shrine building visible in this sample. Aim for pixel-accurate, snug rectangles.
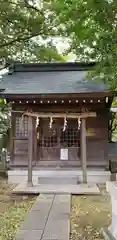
[0,62,112,183]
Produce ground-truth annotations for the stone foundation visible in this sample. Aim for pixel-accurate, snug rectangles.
[8,169,111,184]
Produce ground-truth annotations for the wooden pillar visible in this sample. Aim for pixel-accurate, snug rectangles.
[27,115,33,187]
[10,112,16,165]
[81,118,87,183]
[33,118,37,164]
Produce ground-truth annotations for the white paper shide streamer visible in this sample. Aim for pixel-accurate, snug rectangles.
[49,117,53,129]
[78,118,81,130]
[63,117,67,131]
[36,117,39,128]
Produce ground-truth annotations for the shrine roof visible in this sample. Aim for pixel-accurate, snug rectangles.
[0,62,110,96]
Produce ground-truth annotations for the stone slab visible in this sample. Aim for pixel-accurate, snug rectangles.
[12,183,100,195]
[8,169,111,185]
[38,176,78,184]
[102,227,116,240]
[15,194,54,239]
[15,193,70,240]
[15,230,43,240]
[42,194,70,240]
[31,194,54,211]
[21,214,48,230]
[106,182,117,239]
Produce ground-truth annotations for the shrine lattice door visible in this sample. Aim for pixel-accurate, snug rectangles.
[37,118,81,167]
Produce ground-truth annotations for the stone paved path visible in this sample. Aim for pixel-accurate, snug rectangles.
[15,194,71,240]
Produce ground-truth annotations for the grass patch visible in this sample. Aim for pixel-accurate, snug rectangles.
[0,179,35,240]
[70,185,111,240]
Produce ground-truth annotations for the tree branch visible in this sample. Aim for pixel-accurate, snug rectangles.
[0,33,39,49]
[24,0,42,13]
[112,124,117,132]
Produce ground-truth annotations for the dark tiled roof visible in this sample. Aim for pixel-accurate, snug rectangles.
[0,62,109,95]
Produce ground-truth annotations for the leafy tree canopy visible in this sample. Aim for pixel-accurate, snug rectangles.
[0,0,65,64]
[53,0,117,91]
[1,0,117,81]
[1,0,117,141]
[51,0,117,140]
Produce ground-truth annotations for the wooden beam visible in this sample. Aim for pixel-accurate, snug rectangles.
[12,110,96,118]
[24,112,96,118]
[27,115,33,187]
[81,118,87,183]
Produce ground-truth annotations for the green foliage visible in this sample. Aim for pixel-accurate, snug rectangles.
[52,0,117,139]
[0,100,11,149]
[52,0,117,88]
[0,0,64,63]
[1,0,117,139]
[0,101,11,135]
[110,98,117,141]
[1,0,117,76]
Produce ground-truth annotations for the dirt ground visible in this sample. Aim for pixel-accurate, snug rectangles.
[70,184,111,240]
[0,178,35,240]
[0,179,15,214]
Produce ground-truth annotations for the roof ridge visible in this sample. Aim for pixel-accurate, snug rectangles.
[8,62,96,73]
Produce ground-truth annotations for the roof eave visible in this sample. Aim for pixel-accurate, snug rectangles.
[0,91,113,100]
